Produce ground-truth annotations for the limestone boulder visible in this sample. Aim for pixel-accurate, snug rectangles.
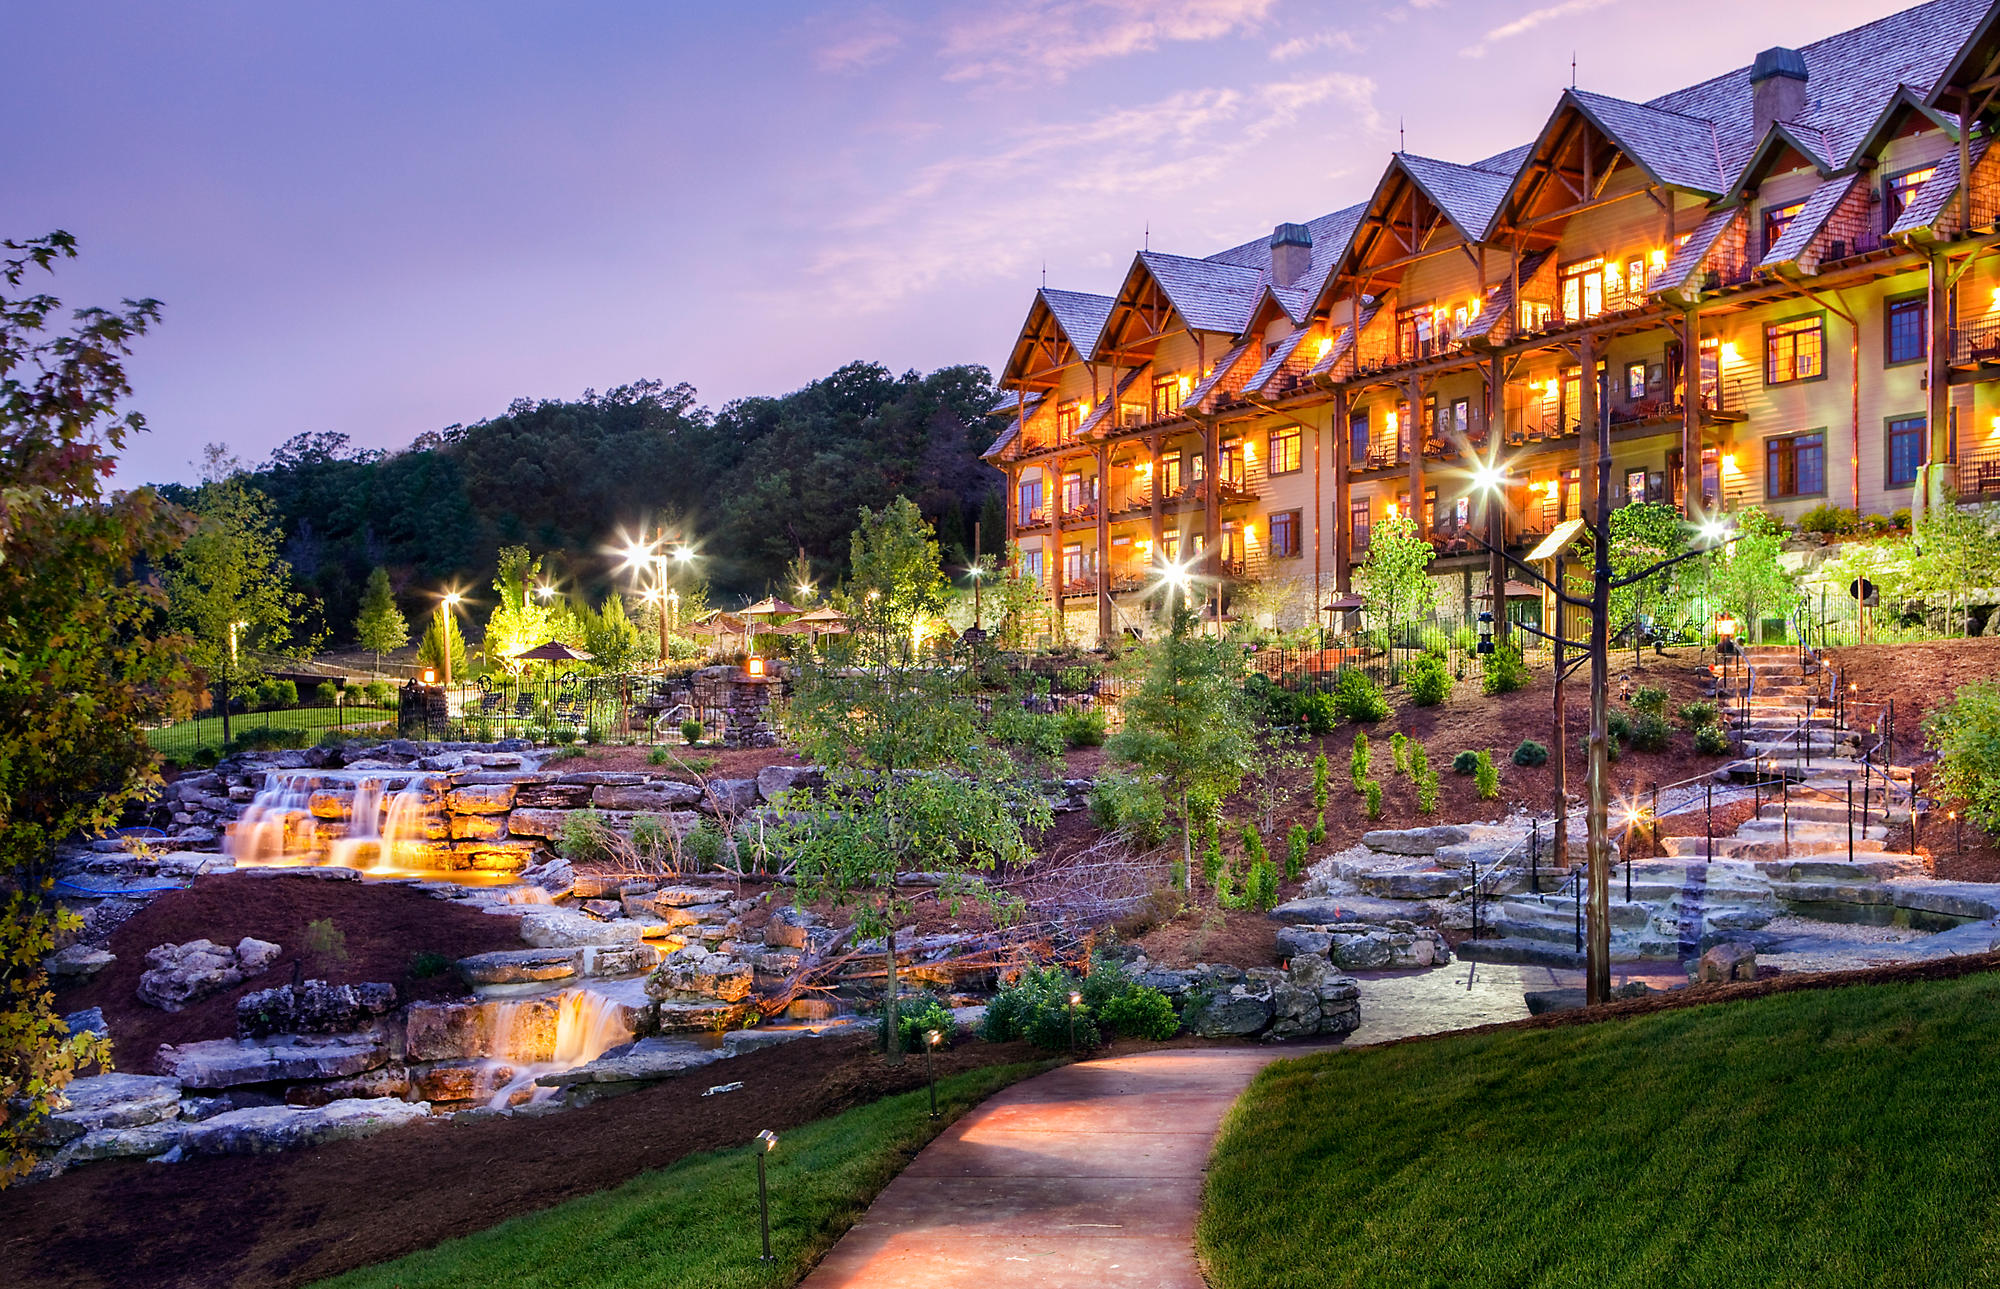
[520,856,575,896]
[449,814,509,842]
[593,781,702,812]
[536,1036,725,1087]
[445,783,517,814]
[412,1060,519,1103]
[755,764,823,802]
[180,1098,429,1155]
[646,948,754,1003]
[287,1066,411,1106]
[504,808,572,840]
[45,944,116,979]
[703,779,760,815]
[763,906,821,950]
[514,782,594,810]
[1696,941,1757,984]
[456,947,580,986]
[1361,825,1473,856]
[518,910,647,949]
[1356,870,1463,900]
[159,1034,389,1089]
[556,771,647,786]
[137,937,281,1012]
[236,980,397,1038]
[1183,988,1272,1037]
[47,1073,183,1138]
[57,1122,185,1164]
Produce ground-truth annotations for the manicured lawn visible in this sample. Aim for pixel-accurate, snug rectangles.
[313,1061,1048,1289]
[148,705,395,757]
[1199,973,2000,1289]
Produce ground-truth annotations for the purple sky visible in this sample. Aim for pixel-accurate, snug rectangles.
[8,0,1908,485]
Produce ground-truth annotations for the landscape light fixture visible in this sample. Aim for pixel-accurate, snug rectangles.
[422,668,436,685]
[1471,462,1506,493]
[925,1029,943,1118]
[535,583,554,601]
[437,592,464,687]
[1068,991,1082,1054]
[755,1129,778,1261]
[746,655,766,679]
[1477,610,1495,656]
[1715,614,1738,654]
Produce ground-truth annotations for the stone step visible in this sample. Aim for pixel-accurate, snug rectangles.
[1754,801,1909,826]
[1751,857,1926,883]
[1723,757,1912,784]
[1455,936,1586,968]
[1740,740,1856,759]
[1737,819,1889,842]
[1661,834,1887,860]
[1487,897,1656,941]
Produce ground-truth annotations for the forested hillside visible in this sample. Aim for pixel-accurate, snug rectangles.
[186,361,1004,643]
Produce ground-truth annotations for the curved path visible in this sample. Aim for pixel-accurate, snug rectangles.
[800,1046,1296,1289]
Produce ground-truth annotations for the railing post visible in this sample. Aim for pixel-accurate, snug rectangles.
[1847,779,1854,866]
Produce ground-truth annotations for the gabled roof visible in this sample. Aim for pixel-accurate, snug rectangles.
[1889,135,1991,234]
[988,390,1042,417]
[1077,367,1146,439]
[1395,153,1516,241]
[1459,249,1553,343]
[1655,208,1742,298]
[1038,289,1115,361]
[1925,0,2000,110]
[1565,89,1728,195]
[1240,328,1311,399]
[1759,173,1862,268]
[1131,251,1265,336]
[1732,122,1836,197]
[1305,297,1387,378]
[1184,342,1254,412]
[1845,85,1962,171]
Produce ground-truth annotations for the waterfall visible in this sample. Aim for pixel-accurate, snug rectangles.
[224,771,316,867]
[484,988,634,1111]
[380,781,433,871]
[325,779,386,870]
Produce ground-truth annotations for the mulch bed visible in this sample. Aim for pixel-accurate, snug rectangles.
[54,874,527,1074]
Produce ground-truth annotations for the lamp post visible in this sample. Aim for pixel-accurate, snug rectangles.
[221,619,247,744]
[1067,990,1082,1055]
[754,1129,778,1261]
[969,563,984,633]
[437,592,462,689]
[925,1029,942,1118]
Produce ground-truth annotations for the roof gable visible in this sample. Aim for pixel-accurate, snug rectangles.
[1566,89,1727,194]
[1134,251,1264,335]
[1037,289,1115,362]
[1759,173,1861,268]
[1733,122,1836,197]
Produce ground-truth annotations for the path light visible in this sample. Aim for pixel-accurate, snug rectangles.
[1715,614,1738,653]
[754,1129,778,1261]
[1477,610,1495,656]
[925,1029,943,1118]
[746,656,766,679]
[1068,991,1082,1055]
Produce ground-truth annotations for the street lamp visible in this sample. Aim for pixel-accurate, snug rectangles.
[221,619,248,744]
[754,1129,778,1261]
[1067,990,1082,1054]
[437,592,462,688]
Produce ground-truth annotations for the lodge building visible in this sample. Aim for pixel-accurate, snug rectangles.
[984,0,2000,645]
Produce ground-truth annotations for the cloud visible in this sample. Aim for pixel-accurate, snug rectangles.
[813,7,906,73]
[940,0,1280,83]
[1269,29,1358,61]
[791,71,1384,315]
[1459,0,1618,58]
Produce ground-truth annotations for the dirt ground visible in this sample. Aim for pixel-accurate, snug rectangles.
[54,875,526,1073]
[0,1030,1064,1289]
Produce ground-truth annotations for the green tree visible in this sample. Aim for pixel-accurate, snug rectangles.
[847,495,950,659]
[0,233,194,1184]
[354,566,408,676]
[582,593,647,673]
[771,612,1047,1062]
[162,466,309,719]
[1712,510,1796,642]
[1604,502,1689,661]
[1905,503,2000,633]
[1105,605,1254,897]
[415,608,467,680]
[1357,513,1436,648]
[1927,680,2000,835]
[481,545,560,672]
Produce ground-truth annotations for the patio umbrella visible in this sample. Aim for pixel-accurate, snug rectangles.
[738,597,802,620]
[512,638,595,684]
[1321,593,1367,612]
[686,613,746,654]
[1474,581,1541,601]
[790,605,850,626]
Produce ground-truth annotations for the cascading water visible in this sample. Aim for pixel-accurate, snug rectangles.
[484,987,636,1110]
[225,771,317,867]
[228,770,446,876]
[325,779,386,870]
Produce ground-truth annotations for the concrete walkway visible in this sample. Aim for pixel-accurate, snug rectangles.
[799,1046,1295,1289]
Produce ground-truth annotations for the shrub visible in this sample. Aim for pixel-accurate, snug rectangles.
[1631,686,1669,716]
[1349,731,1370,792]
[303,918,347,970]
[1363,779,1383,819]
[1391,732,1410,776]
[1482,641,1530,695]
[1285,823,1309,880]
[559,809,613,864]
[680,719,703,745]
[1332,668,1390,723]
[1474,750,1500,800]
[1629,712,1672,753]
[1310,752,1328,845]
[992,706,1067,759]
[1059,708,1107,748]
[629,813,671,864]
[1513,739,1548,767]
[1694,723,1732,756]
[1244,859,1279,912]
[1295,690,1338,736]
[647,745,673,766]
[1096,987,1180,1040]
[1411,743,1438,814]
[1089,775,1166,846]
[364,680,394,707]
[1240,823,1268,866]
[408,951,451,979]
[1452,749,1480,776]
[686,819,726,869]
[1891,507,1912,531]
[1677,700,1719,729]
[229,726,311,753]
[1926,680,2000,835]
[272,679,299,708]
[1799,503,1861,535]
[314,681,341,705]
[1608,711,1632,743]
[879,989,956,1053]
[1405,652,1451,707]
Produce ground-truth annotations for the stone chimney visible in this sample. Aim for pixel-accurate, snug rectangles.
[1749,47,1808,138]
[1269,222,1313,288]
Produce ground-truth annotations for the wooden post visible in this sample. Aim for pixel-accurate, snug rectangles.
[1048,453,1065,641]
[1578,331,1598,517]
[1149,432,1164,574]
[1682,309,1703,517]
[1924,248,1952,520]
[1312,403,1323,626]
[1095,441,1113,646]
[1334,390,1353,596]
[1585,348,1615,1007]
[1487,354,1508,642]
[1551,550,1568,897]
[1405,374,1425,541]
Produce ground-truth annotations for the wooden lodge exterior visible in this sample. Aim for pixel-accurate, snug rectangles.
[985,0,2000,645]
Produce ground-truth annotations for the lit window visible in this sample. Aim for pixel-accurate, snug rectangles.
[1151,374,1183,421]
[1162,453,1183,496]
[1561,258,1606,321]
[1886,165,1939,226]
[1765,316,1825,384]
[1886,416,1926,488]
[1021,548,1044,583]
[1767,431,1826,498]
[1270,510,1301,558]
[1220,443,1246,488]
[1349,498,1372,550]
[1627,361,1648,399]
[1017,476,1044,524]
[1885,295,1926,366]
[1056,399,1082,437]
[1350,411,1369,466]
[1268,426,1301,475]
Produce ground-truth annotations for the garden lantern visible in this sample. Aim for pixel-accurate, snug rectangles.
[1068,991,1082,1054]
[746,655,766,679]
[754,1129,778,1261]
[1477,610,1495,655]
[1715,614,1738,653]
[925,1029,942,1118]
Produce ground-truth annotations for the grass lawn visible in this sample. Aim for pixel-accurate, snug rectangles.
[312,1061,1048,1289]
[1199,972,2000,1289]
[147,705,395,757]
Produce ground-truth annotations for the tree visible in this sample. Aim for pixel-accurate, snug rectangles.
[415,608,466,680]
[581,593,647,673]
[847,496,951,659]
[1105,604,1254,895]
[1905,502,2000,633]
[771,619,1047,1063]
[162,470,309,721]
[1357,513,1436,649]
[1711,510,1796,642]
[1604,502,1689,662]
[354,566,408,676]
[0,233,195,1183]
[992,545,1047,648]
[481,546,558,673]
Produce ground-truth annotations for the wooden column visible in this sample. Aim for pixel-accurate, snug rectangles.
[1578,332,1599,517]
[1148,433,1164,565]
[1486,355,1508,642]
[1311,403,1323,623]
[1204,418,1221,576]
[1404,375,1425,540]
[1925,249,1952,520]
[1095,442,1113,646]
[1003,464,1020,566]
[1047,454,1065,641]
[1333,390,1353,595]
[1682,310,1702,517]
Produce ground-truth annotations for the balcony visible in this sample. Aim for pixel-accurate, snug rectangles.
[1957,455,2000,500]
[1952,316,2000,367]
[1018,506,1050,532]
[1820,229,1888,265]
[1106,485,1154,516]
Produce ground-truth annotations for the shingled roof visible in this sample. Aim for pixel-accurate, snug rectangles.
[1657,208,1741,292]
[1135,251,1266,335]
[1565,89,1728,195]
[1396,153,1516,240]
[1759,174,1862,268]
[1889,135,1992,234]
[1039,289,1115,362]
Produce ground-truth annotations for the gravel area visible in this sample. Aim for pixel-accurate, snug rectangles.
[1756,914,1932,974]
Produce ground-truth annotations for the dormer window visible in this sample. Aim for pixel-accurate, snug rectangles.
[1762,200,1806,255]
[1885,165,1938,227]
[1151,374,1183,421]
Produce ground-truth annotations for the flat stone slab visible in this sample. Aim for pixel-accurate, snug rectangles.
[1270,895,1434,926]
[181,1098,429,1154]
[48,1073,183,1136]
[1360,825,1473,856]
[57,1121,185,1164]
[456,947,579,985]
[159,1034,389,1089]
[517,910,647,948]
[536,1036,727,1087]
